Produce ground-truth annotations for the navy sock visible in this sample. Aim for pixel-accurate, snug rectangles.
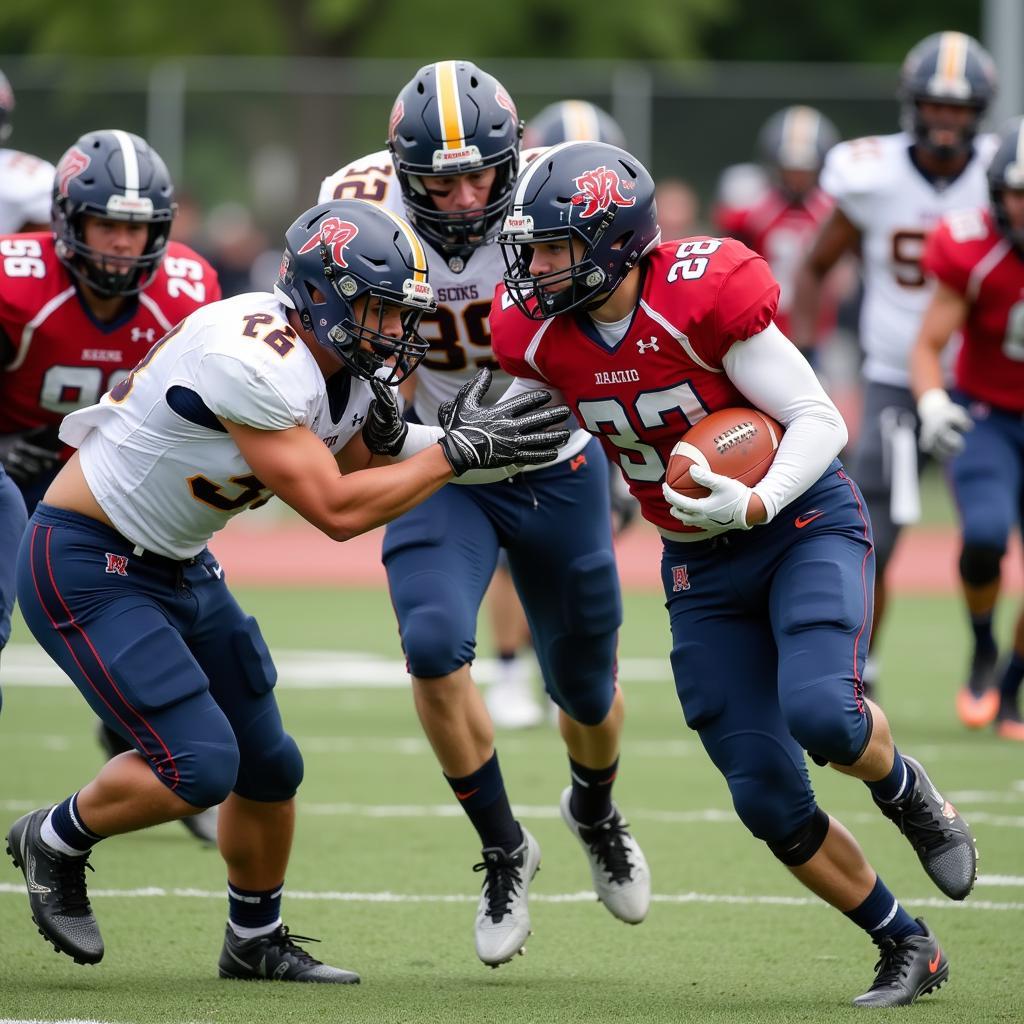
[228,881,283,936]
[46,793,104,854]
[844,875,924,943]
[864,749,915,804]
[568,755,619,825]
[999,652,1024,702]
[445,752,522,853]
[970,612,997,659]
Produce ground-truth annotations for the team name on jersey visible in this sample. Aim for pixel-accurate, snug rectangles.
[435,284,480,303]
[594,368,641,385]
[81,348,123,363]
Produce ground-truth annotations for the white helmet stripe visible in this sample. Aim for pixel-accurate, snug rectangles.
[110,129,140,199]
[512,140,580,209]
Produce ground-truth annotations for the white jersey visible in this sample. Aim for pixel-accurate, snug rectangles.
[821,131,997,387]
[318,148,588,466]
[0,148,54,233]
[60,292,374,559]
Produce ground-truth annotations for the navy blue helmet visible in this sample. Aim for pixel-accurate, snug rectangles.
[387,60,522,259]
[52,129,176,297]
[276,199,435,385]
[499,141,661,319]
[988,118,1024,250]
[522,100,626,150]
[899,31,997,160]
[758,105,839,173]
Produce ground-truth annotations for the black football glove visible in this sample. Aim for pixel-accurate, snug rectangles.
[437,368,571,477]
[0,424,62,487]
[362,377,409,457]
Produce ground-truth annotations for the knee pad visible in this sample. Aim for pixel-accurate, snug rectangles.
[235,731,304,803]
[959,543,1003,588]
[562,551,623,637]
[766,806,830,866]
[786,685,872,768]
[176,738,241,808]
[402,600,472,679]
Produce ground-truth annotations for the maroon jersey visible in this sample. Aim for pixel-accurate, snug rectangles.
[715,187,834,339]
[491,238,779,533]
[922,208,1024,412]
[0,233,221,435]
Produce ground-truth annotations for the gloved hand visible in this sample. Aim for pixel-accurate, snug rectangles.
[917,388,973,459]
[662,464,755,532]
[437,368,571,476]
[0,424,62,487]
[362,377,408,457]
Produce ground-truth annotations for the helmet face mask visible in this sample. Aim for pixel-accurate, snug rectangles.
[277,200,435,385]
[52,129,176,298]
[388,60,522,260]
[898,32,997,162]
[499,142,661,321]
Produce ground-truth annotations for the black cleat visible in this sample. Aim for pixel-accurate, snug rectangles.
[218,923,360,983]
[5,807,104,965]
[852,919,948,1008]
[873,756,977,900]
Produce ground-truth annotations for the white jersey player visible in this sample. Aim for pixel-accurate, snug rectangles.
[792,30,999,695]
[0,70,53,232]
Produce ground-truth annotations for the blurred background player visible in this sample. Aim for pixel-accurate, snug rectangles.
[910,118,1024,738]
[0,128,222,842]
[715,105,840,354]
[522,99,626,150]
[320,64,650,967]
[792,31,999,699]
[0,69,54,234]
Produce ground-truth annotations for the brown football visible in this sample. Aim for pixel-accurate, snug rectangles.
[666,407,783,498]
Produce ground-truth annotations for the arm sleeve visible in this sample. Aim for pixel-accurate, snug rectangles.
[196,352,304,431]
[721,321,848,521]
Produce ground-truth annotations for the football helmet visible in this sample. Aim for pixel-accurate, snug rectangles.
[0,70,14,143]
[522,100,626,149]
[758,105,838,173]
[276,199,434,385]
[899,32,997,161]
[988,118,1024,250]
[387,60,522,259]
[499,141,661,319]
[52,129,176,298]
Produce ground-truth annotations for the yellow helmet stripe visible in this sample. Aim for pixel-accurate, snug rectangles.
[435,60,465,150]
[378,207,428,283]
[563,100,599,142]
[938,31,968,88]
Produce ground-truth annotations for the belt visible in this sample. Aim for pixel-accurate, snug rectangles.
[130,543,199,569]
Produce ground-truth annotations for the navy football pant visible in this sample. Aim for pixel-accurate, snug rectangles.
[661,463,875,841]
[0,465,28,714]
[17,505,302,808]
[383,437,622,726]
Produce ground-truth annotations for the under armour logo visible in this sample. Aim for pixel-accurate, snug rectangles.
[637,337,659,354]
[131,327,156,343]
[104,553,128,576]
[351,412,365,426]
[671,564,690,592]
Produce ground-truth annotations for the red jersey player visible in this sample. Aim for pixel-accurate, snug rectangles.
[714,105,839,344]
[911,117,1024,739]
[491,140,978,1008]
[0,129,220,510]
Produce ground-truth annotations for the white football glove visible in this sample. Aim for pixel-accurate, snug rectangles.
[662,464,755,532]
[917,388,973,460]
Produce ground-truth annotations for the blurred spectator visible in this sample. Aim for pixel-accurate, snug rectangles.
[204,201,272,297]
[655,177,699,241]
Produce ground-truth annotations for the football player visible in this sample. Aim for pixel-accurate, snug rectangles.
[522,99,626,150]
[910,118,1024,740]
[0,128,223,842]
[492,140,977,1008]
[0,69,54,234]
[715,105,839,346]
[792,32,999,706]
[5,197,568,979]
[319,61,651,968]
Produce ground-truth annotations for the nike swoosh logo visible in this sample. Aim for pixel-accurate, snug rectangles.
[928,948,942,973]
[794,510,825,528]
[225,946,254,971]
[455,787,480,801]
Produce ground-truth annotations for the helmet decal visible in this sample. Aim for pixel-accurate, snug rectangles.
[298,216,359,268]
[56,146,91,197]
[571,166,636,219]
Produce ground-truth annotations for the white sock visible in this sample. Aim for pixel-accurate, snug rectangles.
[40,809,88,857]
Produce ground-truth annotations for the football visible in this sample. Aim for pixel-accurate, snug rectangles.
[666,407,783,498]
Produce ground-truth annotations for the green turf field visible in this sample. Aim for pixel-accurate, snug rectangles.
[1,586,1021,1023]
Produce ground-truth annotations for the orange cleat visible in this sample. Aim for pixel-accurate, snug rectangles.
[995,716,1024,742]
[956,687,1000,729]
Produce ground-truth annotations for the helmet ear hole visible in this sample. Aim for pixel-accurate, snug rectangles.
[610,231,633,252]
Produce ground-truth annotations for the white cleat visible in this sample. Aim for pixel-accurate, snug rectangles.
[473,827,542,967]
[560,787,650,925]
[485,665,545,729]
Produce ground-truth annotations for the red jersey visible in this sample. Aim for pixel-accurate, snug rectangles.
[715,186,834,339]
[0,234,221,435]
[922,208,1024,412]
[491,238,779,533]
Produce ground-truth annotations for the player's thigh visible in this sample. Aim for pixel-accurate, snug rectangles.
[949,412,1020,550]
[0,468,27,649]
[382,483,500,675]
